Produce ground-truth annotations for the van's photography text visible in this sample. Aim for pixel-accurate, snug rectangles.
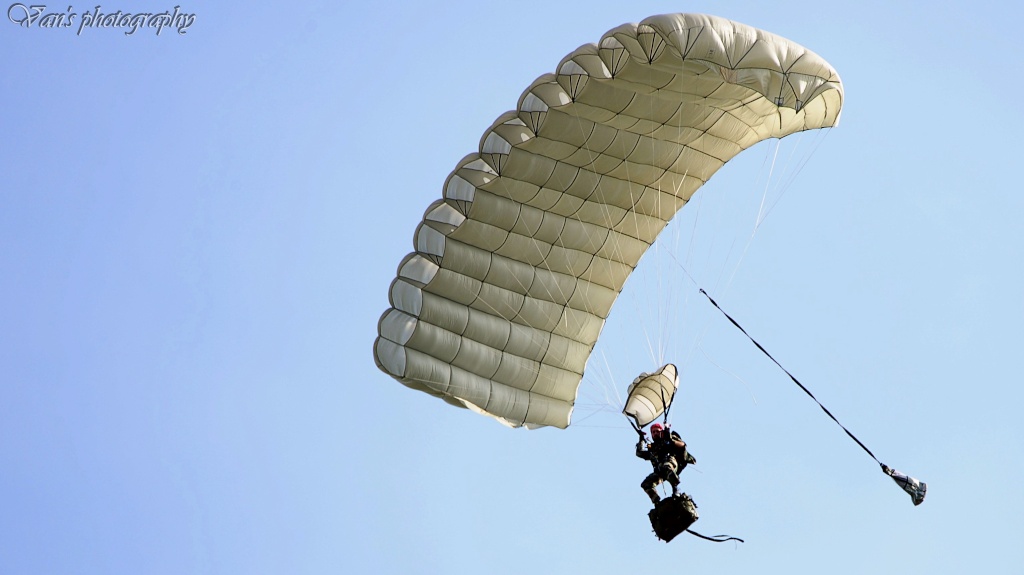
[7,4,196,35]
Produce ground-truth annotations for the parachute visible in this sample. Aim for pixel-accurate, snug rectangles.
[623,364,679,428]
[374,13,843,429]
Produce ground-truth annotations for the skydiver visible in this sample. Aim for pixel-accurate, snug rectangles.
[636,422,696,504]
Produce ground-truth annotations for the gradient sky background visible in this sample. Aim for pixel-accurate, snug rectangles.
[3,1,1022,573]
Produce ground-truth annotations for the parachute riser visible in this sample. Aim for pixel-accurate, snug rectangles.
[660,383,674,425]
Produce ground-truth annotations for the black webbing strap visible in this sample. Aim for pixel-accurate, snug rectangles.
[699,289,926,505]
[699,289,880,464]
[686,529,744,543]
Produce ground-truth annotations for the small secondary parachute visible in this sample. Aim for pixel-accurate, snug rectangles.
[623,364,679,428]
[374,13,843,429]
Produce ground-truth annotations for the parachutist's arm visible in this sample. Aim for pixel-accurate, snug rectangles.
[668,436,696,466]
[636,441,652,460]
[666,430,687,450]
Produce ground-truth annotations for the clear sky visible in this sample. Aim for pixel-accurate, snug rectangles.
[2,1,1022,573]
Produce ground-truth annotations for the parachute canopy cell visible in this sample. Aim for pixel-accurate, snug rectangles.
[373,13,844,429]
[623,364,679,428]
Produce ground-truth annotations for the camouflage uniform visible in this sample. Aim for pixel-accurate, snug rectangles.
[637,430,695,504]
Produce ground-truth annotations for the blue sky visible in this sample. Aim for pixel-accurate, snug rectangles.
[3,1,1022,573]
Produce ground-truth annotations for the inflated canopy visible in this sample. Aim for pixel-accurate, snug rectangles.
[623,364,679,428]
[374,13,843,429]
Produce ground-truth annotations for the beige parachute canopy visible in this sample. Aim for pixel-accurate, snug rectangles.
[623,364,679,428]
[374,13,843,429]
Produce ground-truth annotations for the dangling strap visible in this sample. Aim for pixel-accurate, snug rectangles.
[686,529,744,543]
[699,289,926,506]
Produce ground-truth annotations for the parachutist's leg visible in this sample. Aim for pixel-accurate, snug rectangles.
[645,489,660,504]
[645,488,660,504]
[661,463,680,496]
[641,473,661,504]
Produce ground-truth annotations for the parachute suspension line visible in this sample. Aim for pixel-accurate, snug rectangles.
[698,288,927,506]
[578,347,632,424]
[660,165,698,369]
[565,104,644,421]
[652,174,688,369]
[698,343,758,405]
[595,352,625,407]
[654,87,695,369]
[671,129,834,397]
[671,97,734,377]
[647,65,668,369]
[654,246,762,404]
[754,138,783,231]
[647,108,666,369]
[654,226,667,368]
[634,66,705,373]
[759,127,834,225]
[648,94,719,378]
[617,158,663,370]
[719,138,783,296]
[755,135,795,230]
[683,174,707,278]
[650,232,709,376]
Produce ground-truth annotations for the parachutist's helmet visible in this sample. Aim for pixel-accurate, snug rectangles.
[650,423,664,438]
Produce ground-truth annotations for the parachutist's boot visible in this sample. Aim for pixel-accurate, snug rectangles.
[670,478,680,498]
